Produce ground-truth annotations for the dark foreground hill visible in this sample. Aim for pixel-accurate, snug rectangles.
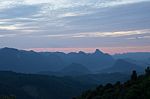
[0,71,93,99]
[71,73,129,85]
[0,71,130,99]
[75,67,150,99]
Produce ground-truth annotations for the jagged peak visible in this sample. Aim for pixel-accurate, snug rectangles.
[78,51,86,54]
[94,49,103,54]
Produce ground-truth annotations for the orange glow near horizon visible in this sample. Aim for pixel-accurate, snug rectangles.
[26,46,150,55]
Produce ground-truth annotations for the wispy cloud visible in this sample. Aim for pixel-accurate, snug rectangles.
[0,25,18,30]
[0,0,150,52]
[0,34,17,38]
[41,29,150,38]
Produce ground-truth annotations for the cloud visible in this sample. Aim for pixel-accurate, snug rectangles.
[0,0,150,51]
[40,29,150,38]
[0,25,18,30]
[23,0,150,8]
[0,34,17,38]
[1,0,150,33]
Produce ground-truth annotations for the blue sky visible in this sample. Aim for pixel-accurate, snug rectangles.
[0,0,150,53]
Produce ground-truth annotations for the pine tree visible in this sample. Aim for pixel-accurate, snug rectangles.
[145,67,150,76]
[131,70,137,81]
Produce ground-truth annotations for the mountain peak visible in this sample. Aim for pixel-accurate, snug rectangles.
[78,51,86,55]
[94,49,103,54]
[0,47,19,52]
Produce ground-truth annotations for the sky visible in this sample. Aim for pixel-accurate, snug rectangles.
[0,0,150,54]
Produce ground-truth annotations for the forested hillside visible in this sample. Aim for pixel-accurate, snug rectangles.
[75,67,150,99]
[0,71,93,99]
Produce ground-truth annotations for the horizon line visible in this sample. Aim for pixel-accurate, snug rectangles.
[1,46,150,55]
[26,46,150,55]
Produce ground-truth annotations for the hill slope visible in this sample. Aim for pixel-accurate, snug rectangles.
[113,52,150,68]
[60,63,91,76]
[101,59,144,73]
[0,71,93,99]
[75,68,150,99]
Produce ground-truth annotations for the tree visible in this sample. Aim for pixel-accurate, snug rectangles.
[131,70,137,81]
[145,67,150,76]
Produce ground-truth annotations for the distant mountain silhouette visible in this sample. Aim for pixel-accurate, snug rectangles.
[114,52,150,61]
[39,63,91,76]
[0,47,148,74]
[100,59,144,73]
[94,49,104,55]
[113,52,150,68]
[0,47,64,73]
[60,63,91,76]
[0,47,114,73]
[42,49,115,72]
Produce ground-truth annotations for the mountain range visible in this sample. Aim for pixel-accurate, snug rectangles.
[100,59,144,74]
[0,47,149,75]
[0,47,114,73]
[0,47,149,99]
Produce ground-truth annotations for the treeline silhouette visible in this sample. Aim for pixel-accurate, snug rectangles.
[74,67,150,99]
